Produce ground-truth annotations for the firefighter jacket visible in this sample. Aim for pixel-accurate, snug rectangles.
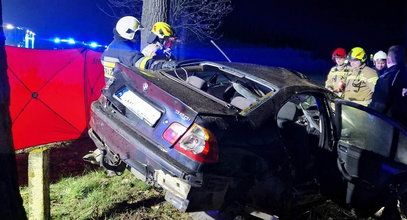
[102,29,143,67]
[325,64,351,95]
[325,64,351,97]
[369,64,407,126]
[343,64,379,105]
[101,29,172,79]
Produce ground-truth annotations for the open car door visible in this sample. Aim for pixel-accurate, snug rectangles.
[335,100,407,216]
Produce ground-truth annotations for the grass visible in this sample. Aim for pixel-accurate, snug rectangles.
[19,168,192,220]
[18,165,407,220]
[15,138,405,220]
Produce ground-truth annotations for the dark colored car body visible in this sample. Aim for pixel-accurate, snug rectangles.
[88,61,407,218]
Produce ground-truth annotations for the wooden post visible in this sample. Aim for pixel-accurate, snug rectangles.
[28,147,50,220]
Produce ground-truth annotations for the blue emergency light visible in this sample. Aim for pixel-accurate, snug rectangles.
[53,37,61,44]
[89,42,98,48]
[67,38,76,45]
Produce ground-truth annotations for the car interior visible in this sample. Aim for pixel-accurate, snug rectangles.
[276,94,322,181]
[162,64,276,110]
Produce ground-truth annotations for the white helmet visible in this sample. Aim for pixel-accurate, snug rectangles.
[373,51,387,61]
[116,16,143,40]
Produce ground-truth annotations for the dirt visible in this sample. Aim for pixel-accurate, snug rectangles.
[15,137,99,186]
[12,138,383,220]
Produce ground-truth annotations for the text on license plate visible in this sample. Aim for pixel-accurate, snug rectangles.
[114,87,161,126]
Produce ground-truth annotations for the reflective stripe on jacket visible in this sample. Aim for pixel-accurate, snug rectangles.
[101,56,119,79]
[102,30,169,71]
[343,64,378,105]
[102,30,145,68]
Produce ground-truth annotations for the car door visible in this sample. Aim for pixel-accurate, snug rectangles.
[334,99,407,214]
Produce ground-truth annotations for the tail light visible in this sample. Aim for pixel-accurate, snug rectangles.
[162,122,187,144]
[174,123,218,163]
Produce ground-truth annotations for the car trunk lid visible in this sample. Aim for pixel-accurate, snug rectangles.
[107,64,199,150]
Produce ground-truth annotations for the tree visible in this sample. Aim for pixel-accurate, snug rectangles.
[97,0,233,48]
[140,0,169,49]
[0,1,28,219]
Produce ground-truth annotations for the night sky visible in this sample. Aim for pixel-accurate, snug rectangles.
[2,0,116,45]
[2,0,406,58]
[221,0,406,58]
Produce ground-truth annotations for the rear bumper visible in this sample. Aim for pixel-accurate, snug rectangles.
[89,102,231,211]
[89,102,194,179]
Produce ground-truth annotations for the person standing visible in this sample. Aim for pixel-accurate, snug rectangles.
[325,48,350,97]
[343,47,379,106]
[85,17,179,168]
[372,50,388,76]
[369,45,407,126]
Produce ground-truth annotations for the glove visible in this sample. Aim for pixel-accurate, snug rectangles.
[141,44,160,57]
[337,80,345,92]
[161,60,177,69]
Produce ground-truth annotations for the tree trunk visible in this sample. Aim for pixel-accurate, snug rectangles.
[0,1,27,218]
[140,0,170,49]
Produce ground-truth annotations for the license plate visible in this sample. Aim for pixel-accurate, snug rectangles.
[114,87,161,126]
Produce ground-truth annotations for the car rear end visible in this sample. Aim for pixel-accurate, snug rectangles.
[89,63,235,211]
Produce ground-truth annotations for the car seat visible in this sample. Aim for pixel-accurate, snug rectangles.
[230,96,254,110]
[187,76,207,90]
[277,101,312,182]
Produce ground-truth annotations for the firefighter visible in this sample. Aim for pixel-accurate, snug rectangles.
[343,47,379,106]
[88,18,177,171]
[325,48,351,97]
[372,50,387,76]
[141,22,179,60]
[101,16,177,81]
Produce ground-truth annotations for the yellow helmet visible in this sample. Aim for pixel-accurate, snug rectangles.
[349,47,367,62]
[151,22,174,39]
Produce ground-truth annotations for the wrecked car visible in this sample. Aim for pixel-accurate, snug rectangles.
[86,60,407,219]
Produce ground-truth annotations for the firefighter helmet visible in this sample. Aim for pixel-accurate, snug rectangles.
[373,51,387,61]
[116,16,143,40]
[332,48,346,60]
[147,22,177,49]
[151,22,174,39]
[349,47,367,62]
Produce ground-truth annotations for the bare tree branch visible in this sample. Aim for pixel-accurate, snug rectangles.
[169,0,232,41]
[100,0,143,19]
[96,2,118,18]
[99,0,233,42]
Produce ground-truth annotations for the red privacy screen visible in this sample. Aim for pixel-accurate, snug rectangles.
[6,46,105,150]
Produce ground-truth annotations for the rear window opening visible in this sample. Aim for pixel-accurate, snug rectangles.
[162,63,276,110]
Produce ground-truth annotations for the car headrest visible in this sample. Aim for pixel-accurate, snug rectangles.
[187,76,206,90]
[277,101,298,127]
[230,96,254,110]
